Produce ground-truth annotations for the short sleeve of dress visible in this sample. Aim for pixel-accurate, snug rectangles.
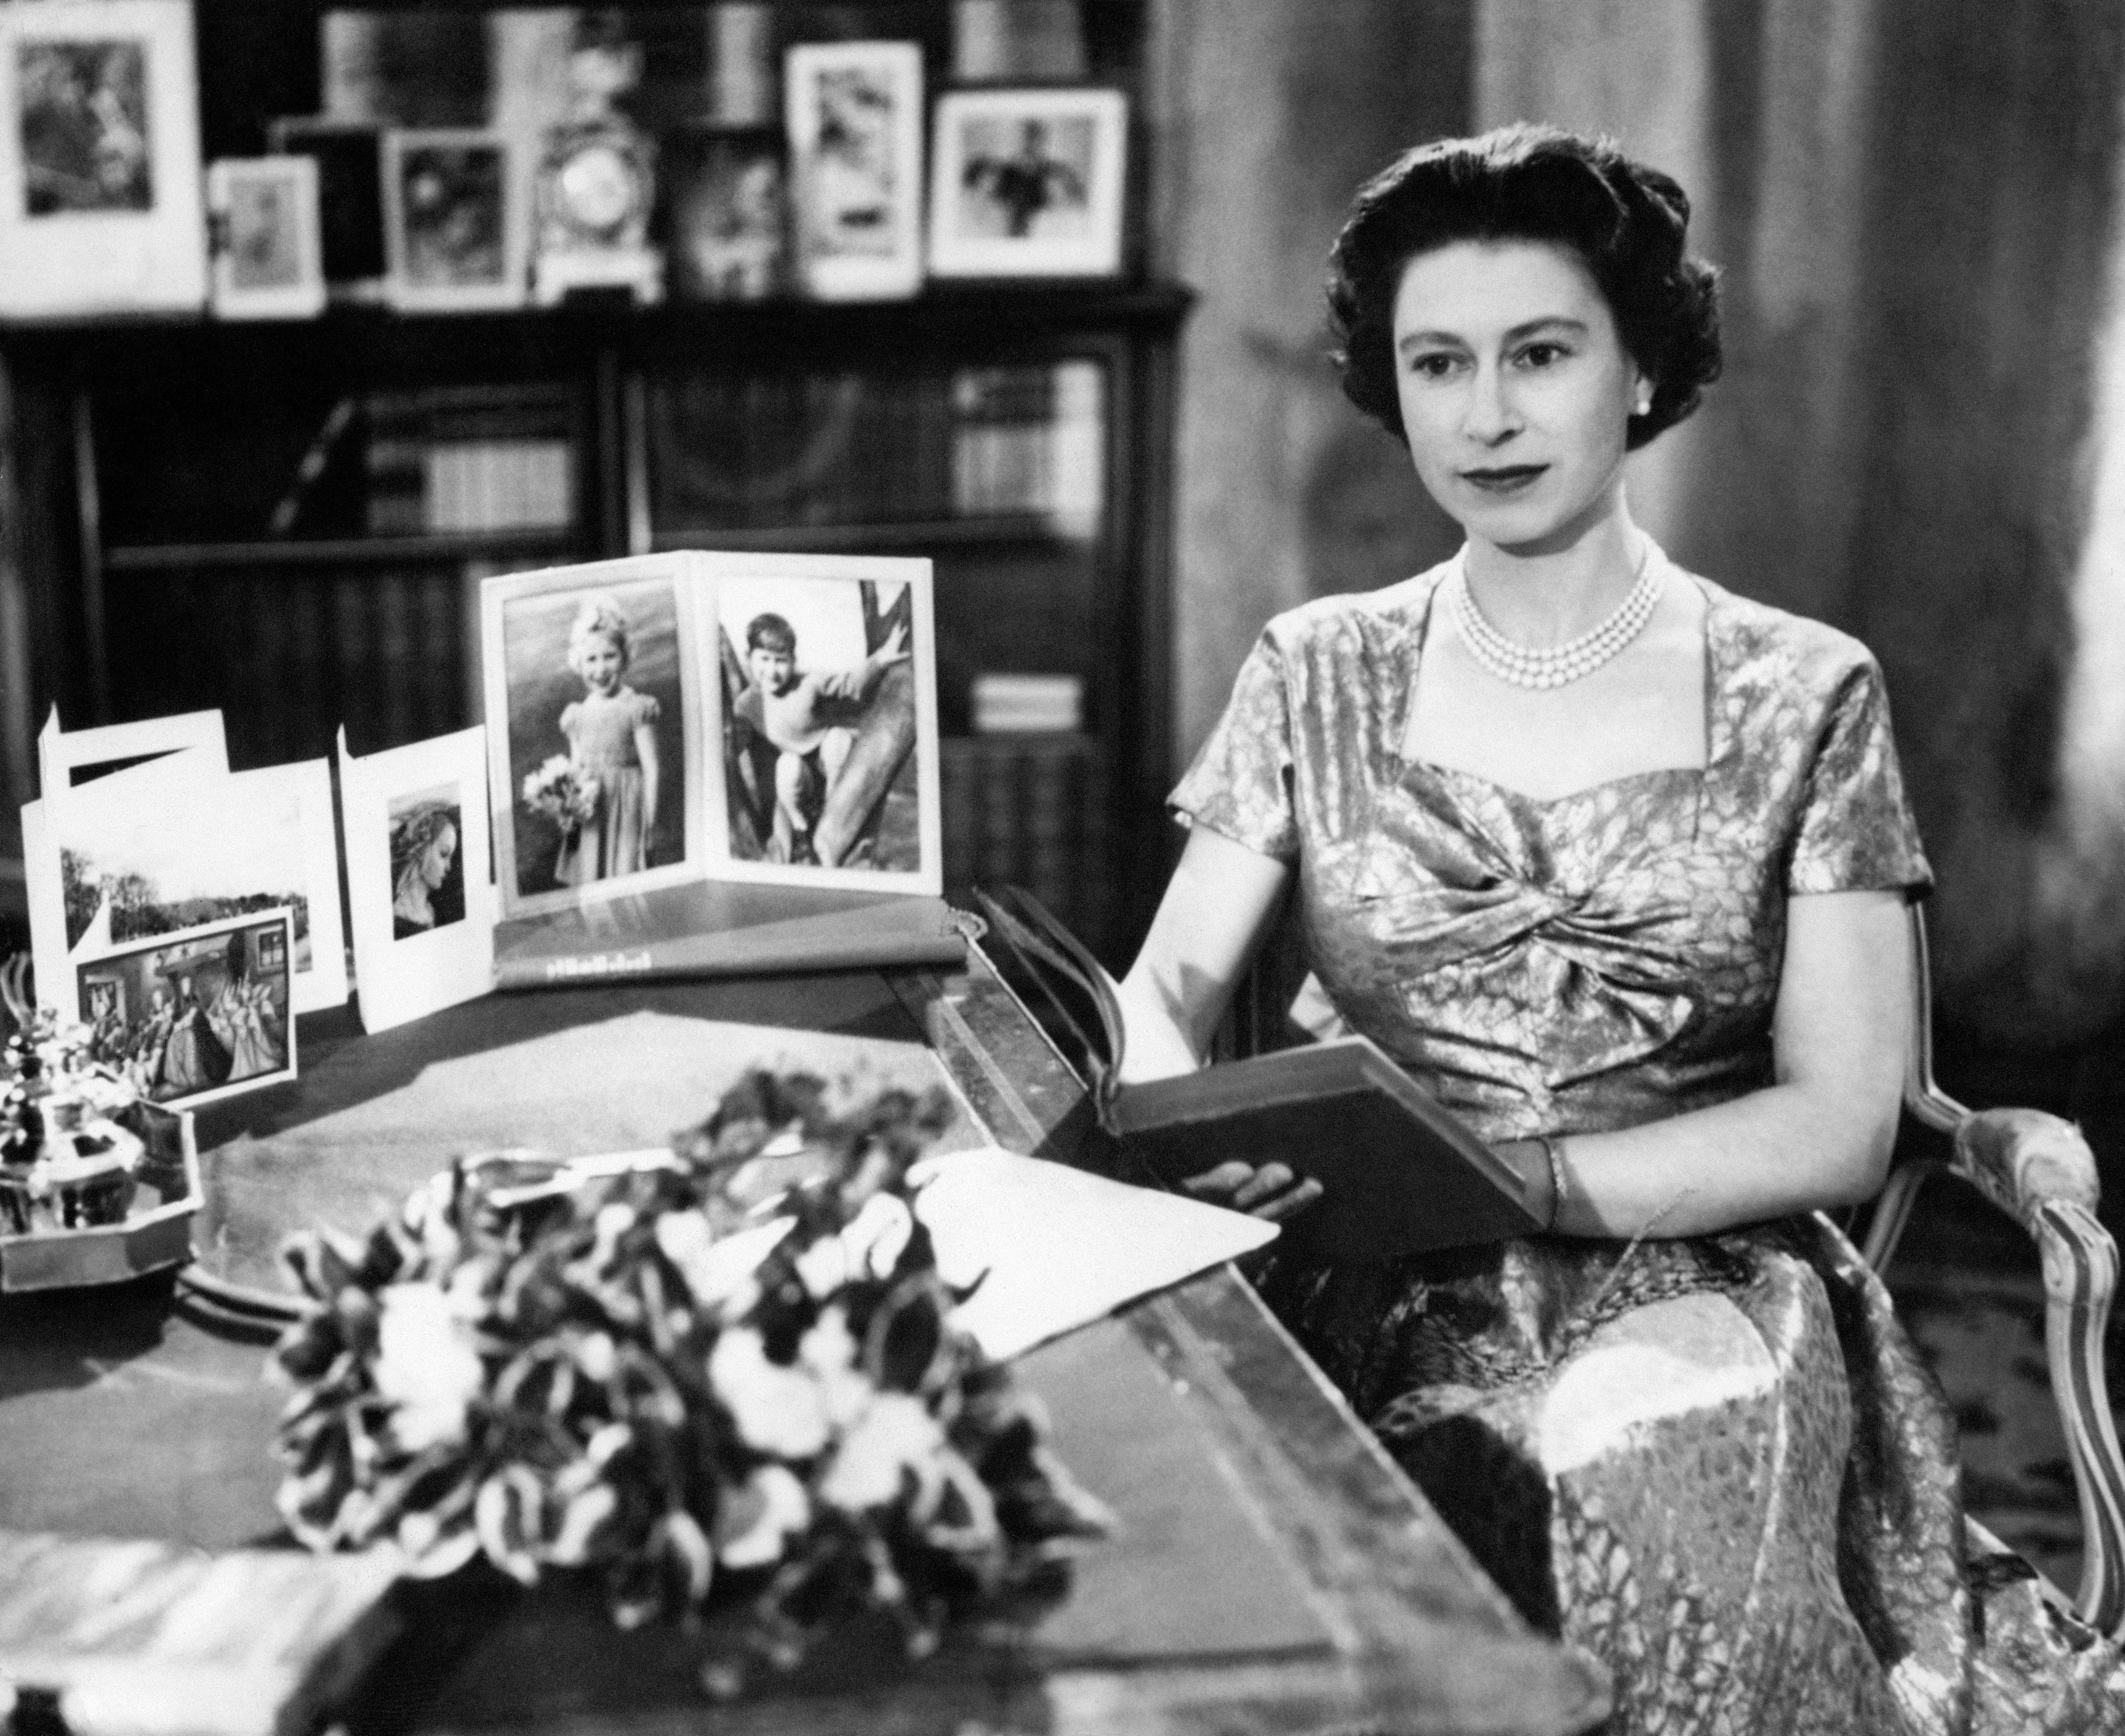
[1787,655,1933,897]
[560,700,582,738]
[627,690,662,727]
[1167,630,1300,861]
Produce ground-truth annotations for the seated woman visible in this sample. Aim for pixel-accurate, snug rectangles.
[1117,124,2125,1730]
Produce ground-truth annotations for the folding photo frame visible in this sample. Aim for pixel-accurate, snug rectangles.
[480,549,942,922]
[0,0,208,317]
[340,725,494,1034]
[783,41,924,302]
[926,86,1127,280]
[207,155,325,320]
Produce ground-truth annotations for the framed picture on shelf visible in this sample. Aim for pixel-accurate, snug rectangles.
[266,116,386,302]
[483,559,707,919]
[662,125,788,302]
[709,552,941,895]
[926,86,1127,280]
[0,0,207,317]
[783,41,924,302]
[381,128,525,311]
[206,157,325,319]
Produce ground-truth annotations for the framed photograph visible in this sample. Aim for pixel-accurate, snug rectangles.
[38,707,226,797]
[783,41,923,302]
[483,558,706,919]
[207,156,325,319]
[926,87,1126,280]
[381,128,524,311]
[340,725,493,1034]
[662,125,787,302]
[706,551,941,895]
[22,752,348,1017]
[75,909,298,1113]
[0,0,207,317]
[266,116,386,301]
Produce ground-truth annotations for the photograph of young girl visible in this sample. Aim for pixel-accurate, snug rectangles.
[493,570,692,911]
[717,570,927,881]
[386,783,464,939]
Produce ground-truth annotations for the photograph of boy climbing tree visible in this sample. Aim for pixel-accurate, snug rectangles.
[713,557,939,894]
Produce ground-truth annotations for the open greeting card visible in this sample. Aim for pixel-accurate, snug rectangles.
[480,550,964,988]
[25,716,347,1033]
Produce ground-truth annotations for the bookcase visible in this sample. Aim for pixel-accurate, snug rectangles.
[0,0,1189,965]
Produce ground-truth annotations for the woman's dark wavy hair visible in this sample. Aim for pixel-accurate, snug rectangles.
[1327,124,1722,451]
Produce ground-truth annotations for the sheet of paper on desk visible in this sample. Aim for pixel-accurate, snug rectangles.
[912,1146,1277,1362]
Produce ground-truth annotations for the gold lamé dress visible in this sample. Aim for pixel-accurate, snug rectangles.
[1170,548,2125,1734]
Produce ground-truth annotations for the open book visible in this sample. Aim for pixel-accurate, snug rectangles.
[975,887,1545,1262]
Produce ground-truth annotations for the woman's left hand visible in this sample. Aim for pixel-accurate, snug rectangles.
[1180,1160,1325,1222]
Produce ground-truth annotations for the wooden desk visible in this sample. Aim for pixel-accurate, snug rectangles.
[0,951,1608,1736]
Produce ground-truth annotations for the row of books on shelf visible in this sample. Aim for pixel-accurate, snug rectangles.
[648,359,1105,535]
[215,359,1102,548]
[940,731,1110,948]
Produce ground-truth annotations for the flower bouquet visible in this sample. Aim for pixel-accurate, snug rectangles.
[270,1069,1108,1696]
[521,754,601,835]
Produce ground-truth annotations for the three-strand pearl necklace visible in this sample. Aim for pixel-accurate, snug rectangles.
[1450,544,1662,691]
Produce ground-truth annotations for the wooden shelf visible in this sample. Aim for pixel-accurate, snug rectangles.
[1,281,1194,353]
[652,517,1092,554]
[102,529,578,574]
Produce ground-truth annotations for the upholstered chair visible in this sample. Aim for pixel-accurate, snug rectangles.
[1212,903,2125,1637]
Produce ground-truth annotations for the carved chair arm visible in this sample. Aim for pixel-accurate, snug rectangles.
[1946,1105,2103,1228]
[1864,909,2125,1636]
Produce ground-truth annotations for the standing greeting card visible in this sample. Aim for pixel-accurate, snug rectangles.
[24,750,347,1016]
[339,725,494,1034]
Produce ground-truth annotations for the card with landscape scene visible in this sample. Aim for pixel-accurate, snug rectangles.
[23,751,347,1017]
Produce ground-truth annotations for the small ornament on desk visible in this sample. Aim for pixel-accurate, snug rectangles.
[532,12,663,307]
[0,956,202,1292]
[270,1068,1109,1697]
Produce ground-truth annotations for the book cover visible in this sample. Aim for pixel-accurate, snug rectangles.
[976,885,1543,1263]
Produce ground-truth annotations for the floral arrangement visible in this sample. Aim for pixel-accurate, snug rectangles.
[522,754,601,834]
[270,1069,1107,1693]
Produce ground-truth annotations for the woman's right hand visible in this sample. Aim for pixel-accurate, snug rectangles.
[1179,1160,1325,1222]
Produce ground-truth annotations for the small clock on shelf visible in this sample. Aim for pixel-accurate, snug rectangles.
[532,18,662,306]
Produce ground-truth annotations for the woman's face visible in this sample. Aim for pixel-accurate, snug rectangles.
[1389,239,1647,556]
[421,824,457,890]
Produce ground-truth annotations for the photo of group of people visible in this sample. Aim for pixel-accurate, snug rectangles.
[484,551,939,916]
[76,913,296,1111]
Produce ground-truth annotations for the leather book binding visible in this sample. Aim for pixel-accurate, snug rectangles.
[975,886,1543,1262]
